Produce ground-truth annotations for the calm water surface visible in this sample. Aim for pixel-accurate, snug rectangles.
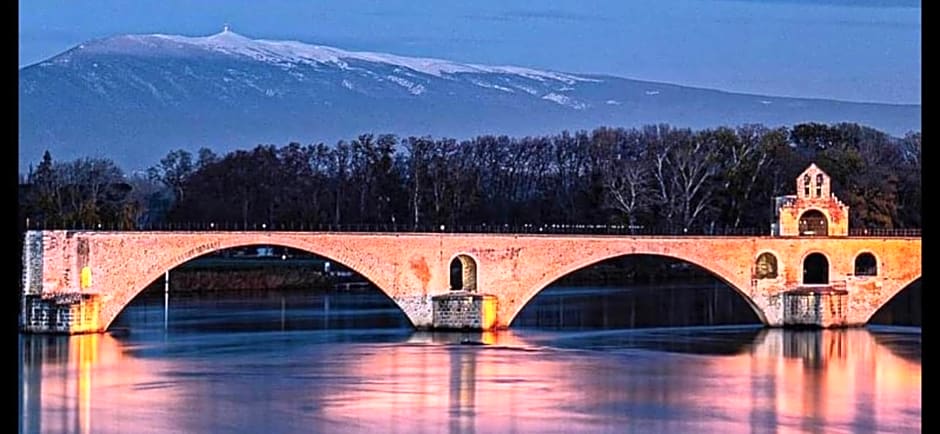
[18,288,921,433]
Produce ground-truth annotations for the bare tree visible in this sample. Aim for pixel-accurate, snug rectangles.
[667,129,721,230]
[404,136,433,227]
[604,163,651,230]
[715,125,775,228]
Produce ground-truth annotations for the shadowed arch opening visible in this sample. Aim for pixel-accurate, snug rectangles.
[799,210,828,236]
[449,254,477,291]
[109,243,413,332]
[868,278,921,327]
[755,252,778,279]
[511,254,763,329]
[803,253,829,284]
[854,252,877,276]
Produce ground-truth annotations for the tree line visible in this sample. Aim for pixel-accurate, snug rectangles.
[18,122,921,232]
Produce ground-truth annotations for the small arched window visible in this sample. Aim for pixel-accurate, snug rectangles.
[755,253,778,279]
[449,255,478,291]
[855,253,877,276]
[803,174,811,196]
[815,174,824,198]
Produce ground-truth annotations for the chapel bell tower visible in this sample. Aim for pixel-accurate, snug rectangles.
[772,163,849,237]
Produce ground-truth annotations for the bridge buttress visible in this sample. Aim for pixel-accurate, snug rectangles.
[20,231,103,334]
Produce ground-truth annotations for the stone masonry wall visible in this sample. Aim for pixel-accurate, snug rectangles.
[432,292,498,330]
[22,231,43,295]
[21,231,921,333]
[22,293,102,334]
[783,290,848,327]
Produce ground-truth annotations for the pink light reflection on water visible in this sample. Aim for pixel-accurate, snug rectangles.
[19,327,920,434]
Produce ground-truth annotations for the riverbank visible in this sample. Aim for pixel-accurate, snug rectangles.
[148,257,338,292]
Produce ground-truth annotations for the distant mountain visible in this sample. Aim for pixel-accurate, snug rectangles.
[18,29,921,172]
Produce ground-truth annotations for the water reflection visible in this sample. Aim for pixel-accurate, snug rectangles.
[449,346,476,434]
[20,328,920,433]
[19,334,121,434]
[19,292,920,434]
[513,284,763,329]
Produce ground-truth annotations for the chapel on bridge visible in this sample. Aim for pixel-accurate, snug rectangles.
[771,163,849,237]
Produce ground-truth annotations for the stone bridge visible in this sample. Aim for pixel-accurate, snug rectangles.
[20,230,921,333]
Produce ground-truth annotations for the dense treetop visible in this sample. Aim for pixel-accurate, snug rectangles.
[18,122,921,232]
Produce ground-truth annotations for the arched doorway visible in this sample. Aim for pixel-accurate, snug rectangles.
[855,253,877,276]
[449,255,477,292]
[803,253,829,284]
[798,210,828,236]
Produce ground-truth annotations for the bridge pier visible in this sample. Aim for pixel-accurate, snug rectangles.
[21,293,104,334]
[431,292,499,331]
[750,274,870,329]
[782,287,850,328]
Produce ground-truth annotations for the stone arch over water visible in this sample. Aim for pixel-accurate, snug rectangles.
[508,252,769,327]
[94,235,423,331]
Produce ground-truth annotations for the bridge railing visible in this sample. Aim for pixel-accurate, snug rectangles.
[24,221,770,235]
[848,228,921,237]
[21,221,921,237]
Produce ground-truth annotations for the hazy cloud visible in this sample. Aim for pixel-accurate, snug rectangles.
[711,0,920,8]
[712,16,919,29]
[465,9,608,23]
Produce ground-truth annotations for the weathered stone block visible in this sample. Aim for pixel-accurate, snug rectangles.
[21,293,103,334]
[783,288,848,328]
[432,292,498,330]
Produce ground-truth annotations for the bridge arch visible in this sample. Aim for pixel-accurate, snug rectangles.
[802,251,830,284]
[854,251,878,276]
[864,276,922,324]
[100,237,414,331]
[507,252,769,327]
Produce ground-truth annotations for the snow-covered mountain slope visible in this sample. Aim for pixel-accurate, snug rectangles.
[18,29,921,171]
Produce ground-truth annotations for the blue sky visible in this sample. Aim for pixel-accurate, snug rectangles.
[18,0,920,104]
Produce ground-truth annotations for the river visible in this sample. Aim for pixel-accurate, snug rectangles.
[18,286,921,433]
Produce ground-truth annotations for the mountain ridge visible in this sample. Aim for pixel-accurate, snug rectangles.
[18,29,921,172]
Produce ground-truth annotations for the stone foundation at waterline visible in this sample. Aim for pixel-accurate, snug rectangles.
[783,287,848,328]
[432,292,499,330]
[21,293,103,334]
